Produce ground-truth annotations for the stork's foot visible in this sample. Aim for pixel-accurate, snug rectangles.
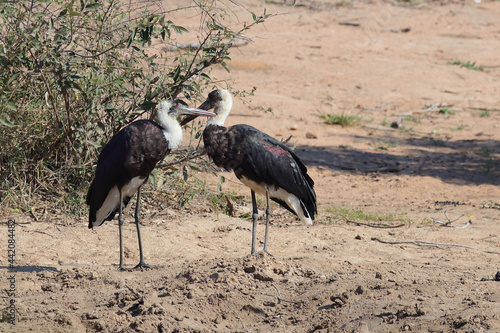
[118,265,126,272]
[248,250,274,258]
[133,261,152,270]
[259,250,274,257]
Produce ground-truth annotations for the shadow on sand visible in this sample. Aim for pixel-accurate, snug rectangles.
[0,266,59,273]
[296,134,499,186]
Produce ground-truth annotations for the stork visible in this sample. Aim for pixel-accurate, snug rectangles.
[86,101,215,270]
[181,89,317,254]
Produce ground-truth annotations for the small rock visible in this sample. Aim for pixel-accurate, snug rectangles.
[330,292,349,307]
[263,301,276,307]
[306,132,317,139]
[290,124,299,130]
[331,297,345,307]
[253,272,274,282]
[242,304,265,314]
[375,272,382,279]
[495,271,500,281]
[244,266,256,274]
[82,312,99,320]
[355,234,362,240]
[415,304,425,316]
[41,283,60,292]
[391,117,403,129]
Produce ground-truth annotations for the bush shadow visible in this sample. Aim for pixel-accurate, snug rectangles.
[296,134,499,186]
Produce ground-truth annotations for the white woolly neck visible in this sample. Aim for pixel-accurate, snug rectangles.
[207,90,233,127]
[157,101,183,149]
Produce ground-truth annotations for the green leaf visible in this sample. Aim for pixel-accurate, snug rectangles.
[221,61,230,73]
[173,25,188,34]
[127,28,137,48]
[200,73,211,80]
[0,116,15,127]
[85,3,103,10]
[171,65,181,82]
[217,176,225,192]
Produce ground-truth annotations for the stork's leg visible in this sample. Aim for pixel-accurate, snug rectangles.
[134,186,150,269]
[118,190,125,271]
[263,191,270,253]
[251,190,258,255]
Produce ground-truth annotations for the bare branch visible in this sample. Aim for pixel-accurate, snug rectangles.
[431,211,470,228]
[371,237,500,255]
[345,219,406,229]
[156,150,206,169]
[163,39,248,51]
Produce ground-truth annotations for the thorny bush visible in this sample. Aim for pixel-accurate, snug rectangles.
[0,0,269,215]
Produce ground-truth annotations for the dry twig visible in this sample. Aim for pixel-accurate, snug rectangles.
[431,210,471,229]
[339,21,360,27]
[345,219,405,229]
[156,151,205,169]
[371,238,500,255]
[340,165,404,173]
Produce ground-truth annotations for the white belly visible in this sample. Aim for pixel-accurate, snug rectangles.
[93,176,146,227]
[239,176,313,225]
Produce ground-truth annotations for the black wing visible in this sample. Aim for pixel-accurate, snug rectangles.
[245,127,317,219]
[86,120,170,228]
[86,125,129,228]
[205,124,317,219]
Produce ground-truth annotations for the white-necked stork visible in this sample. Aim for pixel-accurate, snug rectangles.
[86,101,215,270]
[181,89,317,254]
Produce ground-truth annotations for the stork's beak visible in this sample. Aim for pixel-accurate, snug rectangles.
[175,104,215,118]
[180,98,214,126]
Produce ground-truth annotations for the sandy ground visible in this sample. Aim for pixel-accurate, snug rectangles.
[1,0,500,332]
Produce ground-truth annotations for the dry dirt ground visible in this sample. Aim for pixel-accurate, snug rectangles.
[1,0,500,332]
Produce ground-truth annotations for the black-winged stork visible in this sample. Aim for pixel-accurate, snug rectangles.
[86,101,215,270]
[181,89,317,254]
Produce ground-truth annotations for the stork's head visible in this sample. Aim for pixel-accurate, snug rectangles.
[180,89,233,126]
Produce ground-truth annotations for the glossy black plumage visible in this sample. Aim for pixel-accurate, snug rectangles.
[86,120,170,227]
[86,101,215,269]
[203,123,317,220]
[183,89,317,254]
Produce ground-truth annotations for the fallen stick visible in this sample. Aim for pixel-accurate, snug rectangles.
[371,237,500,255]
[468,106,500,112]
[345,219,405,229]
[431,210,471,228]
[339,165,405,173]
[376,100,394,108]
[339,21,360,27]
[432,218,471,229]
